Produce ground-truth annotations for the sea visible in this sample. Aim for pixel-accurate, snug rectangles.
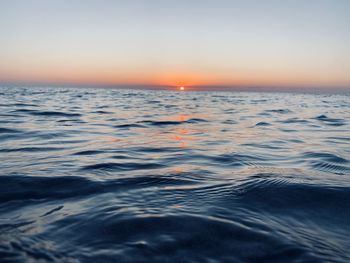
[0,86,349,262]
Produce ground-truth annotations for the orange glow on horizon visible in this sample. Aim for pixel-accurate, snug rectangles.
[1,65,350,89]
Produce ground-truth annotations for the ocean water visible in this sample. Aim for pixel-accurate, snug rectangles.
[0,87,349,262]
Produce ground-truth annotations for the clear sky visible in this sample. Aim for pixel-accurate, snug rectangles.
[1,0,349,89]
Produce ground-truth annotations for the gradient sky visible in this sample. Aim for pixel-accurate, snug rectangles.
[1,0,349,89]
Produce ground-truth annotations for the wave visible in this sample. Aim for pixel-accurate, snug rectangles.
[0,146,66,153]
[314,115,346,126]
[114,123,146,129]
[266,109,293,114]
[139,118,208,126]
[81,162,166,171]
[11,109,82,117]
[255,121,271,126]
[0,175,196,203]
[0,127,21,133]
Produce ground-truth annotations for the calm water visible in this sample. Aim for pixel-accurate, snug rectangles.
[0,87,349,262]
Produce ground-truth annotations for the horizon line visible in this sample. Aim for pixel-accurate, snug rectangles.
[1,81,350,92]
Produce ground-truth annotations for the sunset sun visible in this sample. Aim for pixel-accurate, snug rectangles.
[179,86,185,91]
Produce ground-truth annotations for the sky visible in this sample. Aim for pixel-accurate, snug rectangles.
[0,0,349,90]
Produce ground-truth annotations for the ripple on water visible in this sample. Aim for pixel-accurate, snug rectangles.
[301,152,350,175]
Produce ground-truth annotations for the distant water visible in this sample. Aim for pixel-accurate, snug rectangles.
[0,87,349,262]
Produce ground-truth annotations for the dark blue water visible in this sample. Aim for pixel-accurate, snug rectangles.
[0,87,349,262]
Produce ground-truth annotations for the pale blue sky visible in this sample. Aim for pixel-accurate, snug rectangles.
[1,0,349,88]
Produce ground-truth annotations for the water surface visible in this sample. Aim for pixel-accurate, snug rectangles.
[0,87,349,262]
